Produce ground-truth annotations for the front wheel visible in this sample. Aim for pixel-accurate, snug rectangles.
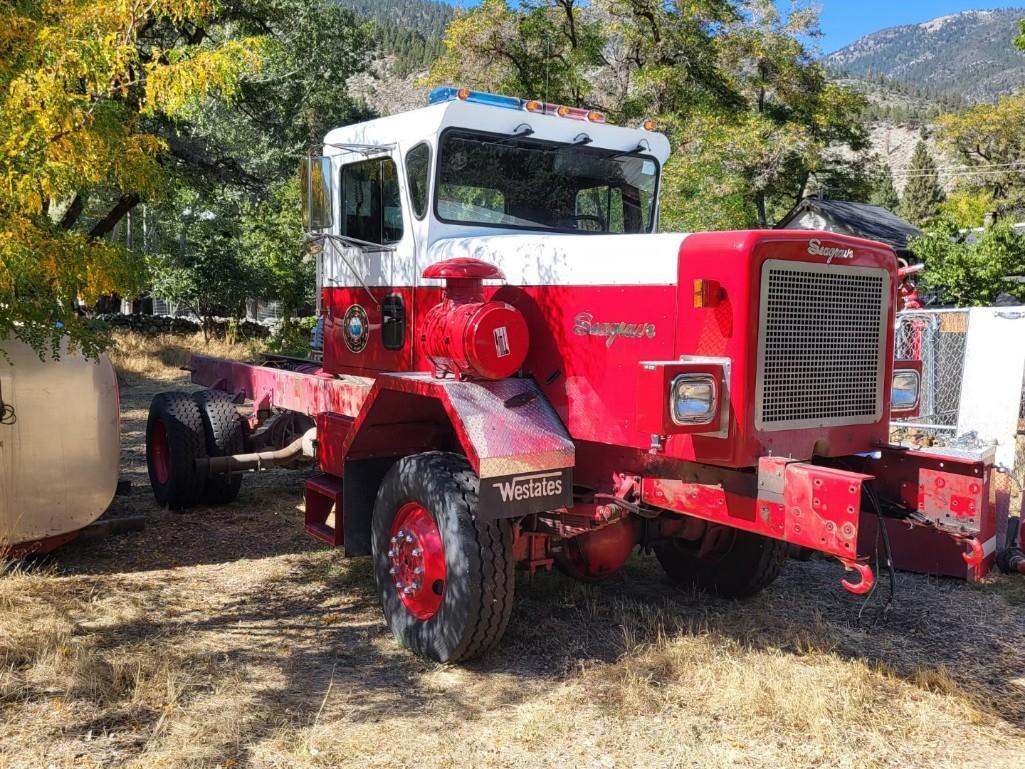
[371,452,515,663]
[654,526,788,598]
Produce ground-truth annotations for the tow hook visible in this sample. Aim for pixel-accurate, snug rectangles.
[840,560,875,595]
[959,537,985,570]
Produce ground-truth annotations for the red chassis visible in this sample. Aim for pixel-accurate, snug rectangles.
[189,354,991,595]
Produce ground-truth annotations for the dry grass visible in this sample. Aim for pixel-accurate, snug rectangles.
[108,331,256,384]
[1,333,1025,768]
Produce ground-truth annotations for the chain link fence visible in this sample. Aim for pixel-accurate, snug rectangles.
[893,310,969,432]
[892,309,1025,509]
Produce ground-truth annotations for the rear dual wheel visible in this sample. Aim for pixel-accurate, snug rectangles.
[146,390,245,510]
[371,452,515,663]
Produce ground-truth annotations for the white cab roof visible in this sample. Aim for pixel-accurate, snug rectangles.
[322,99,671,164]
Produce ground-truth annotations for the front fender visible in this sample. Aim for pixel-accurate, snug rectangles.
[340,374,575,520]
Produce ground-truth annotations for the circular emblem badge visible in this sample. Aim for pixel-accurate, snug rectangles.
[341,304,369,353]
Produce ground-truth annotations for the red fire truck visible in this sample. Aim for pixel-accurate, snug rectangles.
[145,87,992,662]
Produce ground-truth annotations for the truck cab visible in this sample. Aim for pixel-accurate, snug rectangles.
[304,87,669,374]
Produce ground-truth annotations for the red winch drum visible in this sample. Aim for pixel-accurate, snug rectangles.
[420,257,529,380]
[422,298,529,380]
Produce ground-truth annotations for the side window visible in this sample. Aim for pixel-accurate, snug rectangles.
[340,157,404,245]
[405,143,431,220]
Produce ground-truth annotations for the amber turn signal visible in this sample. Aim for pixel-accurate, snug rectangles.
[693,279,722,308]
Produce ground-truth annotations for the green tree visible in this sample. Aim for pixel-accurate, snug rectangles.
[1015,18,1025,51]
[0,0,264,358]
[427,0,735,119]
[870,163,901,211]
[148,197,255,341]
[913,219,1025,306]
[143,0,373,338]
[665,0,869,228]
[939,189,994,229]
[188,0,374,185]
[428,0,608,109]
[240,178,313,337]
[936,95,1025,218]
[900,141,945,227]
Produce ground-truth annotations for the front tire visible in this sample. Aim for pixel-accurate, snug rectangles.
[371,452,514,663]
[654,526,788,598]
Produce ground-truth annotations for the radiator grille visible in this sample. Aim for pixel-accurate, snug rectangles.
[756,260,889,431]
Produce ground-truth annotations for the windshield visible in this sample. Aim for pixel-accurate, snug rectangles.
[435,130,659,234]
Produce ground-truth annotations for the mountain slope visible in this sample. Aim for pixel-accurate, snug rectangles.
[335,0,455,75]
[334,0,454,41]
[824,8,1025,102]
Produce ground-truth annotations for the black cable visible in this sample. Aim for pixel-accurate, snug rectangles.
[833,459,897,625]
[864,482,897,623]
[857,509,882,622]
[0,380,14,426]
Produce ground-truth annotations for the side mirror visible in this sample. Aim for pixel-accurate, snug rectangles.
[300,154,333,231]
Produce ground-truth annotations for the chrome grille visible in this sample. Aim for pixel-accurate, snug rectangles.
[755,260,890,431]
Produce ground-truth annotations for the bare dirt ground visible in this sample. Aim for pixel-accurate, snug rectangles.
[3,334,1025,769]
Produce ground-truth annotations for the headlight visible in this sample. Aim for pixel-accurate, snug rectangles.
[670,374,718,425]
[891,369,920,412]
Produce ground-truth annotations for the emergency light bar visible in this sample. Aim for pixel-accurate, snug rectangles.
[428,85,607,124]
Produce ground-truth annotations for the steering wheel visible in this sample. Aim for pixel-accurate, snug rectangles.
[560,214,607,232]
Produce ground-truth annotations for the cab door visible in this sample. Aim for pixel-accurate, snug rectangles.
[322,151,416,374]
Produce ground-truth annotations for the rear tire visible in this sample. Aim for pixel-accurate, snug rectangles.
[371,452,515,663]
[655,526,788,598]
[146,392,208,510]
[192,390,245,505]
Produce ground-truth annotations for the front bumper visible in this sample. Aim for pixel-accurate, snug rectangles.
[640,446,993,593]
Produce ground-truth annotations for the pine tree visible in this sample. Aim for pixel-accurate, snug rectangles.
[901,141,945,226]
[871,163,901,212]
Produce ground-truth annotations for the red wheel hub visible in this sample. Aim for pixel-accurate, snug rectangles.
[388,502,447,619]
[151,420,170,484]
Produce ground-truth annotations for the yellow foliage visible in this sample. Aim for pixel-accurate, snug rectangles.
[0,0,265,357]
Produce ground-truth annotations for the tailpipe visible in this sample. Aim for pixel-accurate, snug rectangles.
[196,428,316,475]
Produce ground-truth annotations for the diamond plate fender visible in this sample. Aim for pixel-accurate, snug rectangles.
[341,373,575,519]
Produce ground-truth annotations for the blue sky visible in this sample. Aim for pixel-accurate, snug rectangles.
[440,2,1014,54]
[815,2,1017,52]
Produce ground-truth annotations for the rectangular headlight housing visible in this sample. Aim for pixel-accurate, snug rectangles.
[891,368,921,413]
[671,374,718,425]
[636,359,726,435]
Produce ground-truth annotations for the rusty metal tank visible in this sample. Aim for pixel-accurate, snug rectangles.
[0,337,120,552]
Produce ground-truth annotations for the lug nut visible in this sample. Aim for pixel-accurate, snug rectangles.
[411,581,421,591]
[404,586,414,595]
[387,549,397,558]
[405,534,415,544]
[396,580,405,589]
[411,548,422,557]
[414,566,424,575]
[389,567,398,576]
